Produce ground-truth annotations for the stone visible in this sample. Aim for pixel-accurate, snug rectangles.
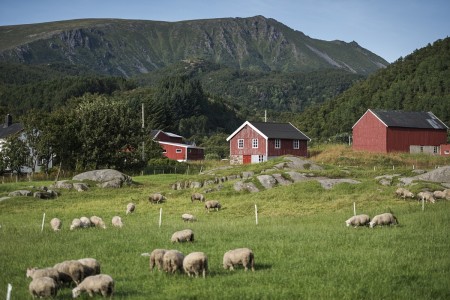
[8,190,32,197]
[257,175,277,189]
[73,169,132,188]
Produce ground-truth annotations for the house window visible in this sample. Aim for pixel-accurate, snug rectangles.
[252,139,258,148]
[433,147,438,154]
[162,149,167,153]
[176,149,182,153]
[258,155,264,162]
[238,139,244,149]
[275,139,281,149]
[420,146,424,153]
[293,140,300,149]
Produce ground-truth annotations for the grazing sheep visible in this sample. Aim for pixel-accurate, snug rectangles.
[433,190,450,200]
[183,252,208,278]
[369,213,399,228]
[205,200,221,212]
[79,216,91,228]
[26,267,61,283]
[29,276,58,298]
[223,248,255,272]
[345,214,370,227]
[191,193,205,203]
[149,193,166,204]
[395,187,415,199]
[417,191,435,203]
[111,216,124,228]
[90,216,107,229]
[70,218,82,230]
[126,202,136,214]
[147,249,167,271]
[181,213,196,222]
[171,229,194,243]
[53,260,85,285]
[50,218,62,231]
[78,258,101,277]
[72,274,114,298]
[162,250,185,274]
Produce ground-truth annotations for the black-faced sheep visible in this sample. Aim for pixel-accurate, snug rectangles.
[78,258,101,277]
[79,216,91,228]
[72,274,114,298]
[126,202,136,214]
[53,260,85,285]
[163,250,185,274]
[90,216,107,229]
[223,248,255,272]
[191,193,205,203]
[149,193,166,204]
[50,218,62,231]
[205,200,221,212]
[111,216,124,228]
[181,213,196,222]
[171,229,194,243]
[183,252,208,278]
[369,213,399,228]
[345,214,370,227]
[29,276,58,298]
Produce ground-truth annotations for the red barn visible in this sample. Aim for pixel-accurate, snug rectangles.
[151,130,204,161]
[226,121,310,164]
[352,109,448,153]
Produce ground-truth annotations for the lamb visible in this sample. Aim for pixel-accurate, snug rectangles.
[70,218,82,230]
[111,216,124,228]
[205,200,221,212]
[50,218,62,231]
[417,191,435,203]
[223,248,255,272]
[183,252,208,278]
[72,274,114,298]
[149,193,166,204]
[126,202,136,214]
[53,260,85,285]
[191,193,205,203]
[29,276,58,298]
[79,216,92,228]
[147,249,167,271]
[181,213,196,222]
[162,250,185,274]
[26,267,61,283]
[369,213,399,228]
[345,214,370,227]
[90,216,107,229]
[171,229,194,243]
[78,258,101,277]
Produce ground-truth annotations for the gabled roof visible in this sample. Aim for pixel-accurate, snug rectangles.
[353,109,448,129]
[157,141,204,149]
[226,121,310,141]
[150,130,183,140]
[0,123,24,139]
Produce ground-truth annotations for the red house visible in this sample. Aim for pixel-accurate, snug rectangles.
[352,109,448,153]
[226,121,310,164]
[151,130,204,161]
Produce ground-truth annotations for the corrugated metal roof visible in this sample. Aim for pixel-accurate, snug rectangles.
[251,122,310,140]
[371,109,448,129]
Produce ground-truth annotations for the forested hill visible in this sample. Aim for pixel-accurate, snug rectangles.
[0,16,387,77]
[294,37,450,142]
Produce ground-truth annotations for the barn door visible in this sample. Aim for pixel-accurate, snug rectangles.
[243,155,251,164]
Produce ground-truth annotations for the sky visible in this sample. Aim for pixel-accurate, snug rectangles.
[0,0,449,63]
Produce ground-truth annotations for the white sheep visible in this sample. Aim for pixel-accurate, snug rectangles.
[70,218,82,230]
[126,202,136,214]
[78,258,101,277]
[111,216,124,228]
[395,188,414,199]
[417,191,435,203]
[369,213,399,228]
[171,229,194,243]
[26,267,61,283]
[149,193,166,204]
[183,252,208,278]
[90,216,107,229]
[50,218,62,231]
[53,260,85,285]
[147,249,167,271]
[205,200,221,212]
[79,216,92,228]
[345,214,370,227]
[433,190,450,200]
[162,250,185,274]
[29,276,58,298]
[72,274,114,298]
[223,248,255,271]
[181,213,196,222]
[191,193,205,202]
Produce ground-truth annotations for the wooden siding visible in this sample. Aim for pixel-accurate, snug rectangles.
[267,139,307,157]
[156,132,183,144]
[353,111,387,152]
[386,128,447,152]
[229,124,267,156]
[161,144,186,161]
[440,144,450,156]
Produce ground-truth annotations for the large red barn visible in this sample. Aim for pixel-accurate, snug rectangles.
[226,121,310,164]
[352,109,448,153]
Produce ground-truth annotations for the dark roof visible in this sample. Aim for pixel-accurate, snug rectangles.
[251,122,310,140]
[371,109,448,129]
[0,123,24,139]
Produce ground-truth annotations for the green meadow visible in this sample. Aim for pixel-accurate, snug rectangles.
[0,152,449,299]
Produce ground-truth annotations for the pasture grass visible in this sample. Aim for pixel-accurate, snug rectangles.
[0,159,449,299]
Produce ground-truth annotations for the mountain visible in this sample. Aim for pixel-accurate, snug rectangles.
[0,16,388,77]
[294,37,450,142]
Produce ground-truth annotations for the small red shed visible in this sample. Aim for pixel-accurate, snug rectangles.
[151,130,204,161]
[226,121,310,164]
[352,109,448,153]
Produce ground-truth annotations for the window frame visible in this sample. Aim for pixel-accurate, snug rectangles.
[252,138,258,149]
[293,139,300,149]
[275,139,281,149]
[238,139,244,149]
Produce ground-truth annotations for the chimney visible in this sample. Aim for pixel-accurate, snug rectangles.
[3,114,12,128]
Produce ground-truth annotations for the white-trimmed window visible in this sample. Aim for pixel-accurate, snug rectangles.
[293,139,300,149]
[176,149,182,153]
[238,139,244,149]
[275,139,281,149]
[258,155,264,162]
[252,138,258,148]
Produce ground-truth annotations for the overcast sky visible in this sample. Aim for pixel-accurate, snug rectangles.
[1,0,449,63]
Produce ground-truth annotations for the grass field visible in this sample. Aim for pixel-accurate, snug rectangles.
[0,150,449,299]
